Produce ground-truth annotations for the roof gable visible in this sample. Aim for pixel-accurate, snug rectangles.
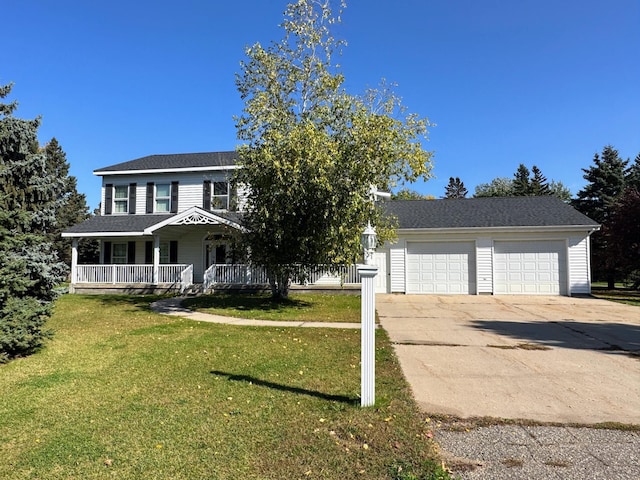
[385,197,599,229]
[94,151,237,174]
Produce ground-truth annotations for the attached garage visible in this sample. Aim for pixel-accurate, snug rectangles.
[494,240,567,295]
[382,197,600,296]
[406,242,476,294]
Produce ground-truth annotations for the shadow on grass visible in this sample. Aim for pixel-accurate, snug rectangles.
[210,370,357,405]
[184,294,312,313]
[91,294,169,312]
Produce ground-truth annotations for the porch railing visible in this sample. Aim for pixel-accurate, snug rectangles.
[204,264,359,289]
[75,264,192,289]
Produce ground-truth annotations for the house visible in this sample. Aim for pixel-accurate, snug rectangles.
[63,151,599,295]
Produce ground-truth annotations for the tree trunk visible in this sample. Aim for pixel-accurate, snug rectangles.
[268,270,291,300]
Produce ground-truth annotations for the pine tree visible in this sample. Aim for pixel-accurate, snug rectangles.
[444,177,468,198]
[625,153,640,191]
[42,138,92,266]
[530,166,551,196]
[574,145,629,287]
[0,84,67,362]
[512,164,531,196]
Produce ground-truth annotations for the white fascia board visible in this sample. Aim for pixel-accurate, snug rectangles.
[397,225,601,236]
[61,231,146,238]
[93,165,241,176]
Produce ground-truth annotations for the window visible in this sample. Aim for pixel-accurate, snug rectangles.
[114,185,129,213]
[155,184,171,212]
[159,242,170,264]
[112,243,128,264]
[211,181,229,210]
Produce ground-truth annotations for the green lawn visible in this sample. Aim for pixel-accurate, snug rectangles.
[0,295,449,480]
[183,293,363,323]
[591,288,640,307]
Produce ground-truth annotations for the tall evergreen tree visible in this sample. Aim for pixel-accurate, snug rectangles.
[574,145,629,287]
[444,176,468,198]
[0,83,67,362]
[530,165,551,195]
[625,152,640,191]
[512,164,531,195]
[43,138,92,266]
[606,187,640,288]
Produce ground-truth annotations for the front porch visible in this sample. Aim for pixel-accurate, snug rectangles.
[69,263,362,294]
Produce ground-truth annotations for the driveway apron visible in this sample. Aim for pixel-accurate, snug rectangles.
[376,294,640,425]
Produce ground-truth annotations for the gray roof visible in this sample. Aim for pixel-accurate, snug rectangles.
[385,196,599,229]
[63,211,244,235]
[94,151,237,173]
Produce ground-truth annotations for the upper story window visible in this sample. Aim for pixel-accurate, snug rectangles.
[146,181,178,214]
[114,185,129,213]
[212,181,229,210]
[203,180,232,211]
[155,184,171,212]
[104,183,136,215]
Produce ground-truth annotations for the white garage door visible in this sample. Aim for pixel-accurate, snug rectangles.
[494,241,567,295]
[406,242,476,294]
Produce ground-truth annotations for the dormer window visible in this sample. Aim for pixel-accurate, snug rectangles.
[212,182,229,210]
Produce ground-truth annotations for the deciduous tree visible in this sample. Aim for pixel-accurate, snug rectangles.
[0,83,67,362]
[235,0,433,298]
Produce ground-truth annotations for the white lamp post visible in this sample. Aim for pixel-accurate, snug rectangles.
[357,185,389,407]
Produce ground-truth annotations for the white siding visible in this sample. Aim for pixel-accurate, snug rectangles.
[568,234,592,295]
[476,237,493,294]
[389,240,406,293]
[101,170,243,215]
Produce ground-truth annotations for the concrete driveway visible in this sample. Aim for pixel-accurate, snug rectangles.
[377,295,640,424]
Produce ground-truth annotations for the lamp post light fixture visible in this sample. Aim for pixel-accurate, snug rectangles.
[358,186,389,407]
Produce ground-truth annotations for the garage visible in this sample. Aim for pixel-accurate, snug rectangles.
[406,242,476,294]
[494,240,567,295]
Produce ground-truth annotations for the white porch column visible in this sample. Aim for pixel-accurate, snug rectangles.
[71,238,79,284]
[153,235,160,284]
[358,264,378,407]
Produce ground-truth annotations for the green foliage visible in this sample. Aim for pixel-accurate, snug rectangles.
[235,0,433,298]
[443,176,467,199]
[474,177,514,197]
[42,138,94,266]
[393,188,433,200]
[474,165,570,200]
[0,83,67,362]
[605,188,640,287]
[574,145,630,285]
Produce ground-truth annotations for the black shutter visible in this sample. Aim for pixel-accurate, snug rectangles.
[103,241,112,264]
[104,184,113,215]
[146,182,154,213]
[145,241,153,264]
[169,241,178,264]
[203,180,211,210]
[127,241,136,263]
[171,181,179,213]
[128,183,136,214]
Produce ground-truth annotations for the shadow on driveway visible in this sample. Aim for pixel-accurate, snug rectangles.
[470,320,640,357]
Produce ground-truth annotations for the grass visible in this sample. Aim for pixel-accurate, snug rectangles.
[0,294,449,480]
[182,293,362,323]
[591,288,640,307]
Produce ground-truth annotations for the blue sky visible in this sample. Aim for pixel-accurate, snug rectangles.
[3,0,639,209]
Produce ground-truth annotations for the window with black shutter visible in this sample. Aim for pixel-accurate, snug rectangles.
[128,183,136,214]
[171,181,179,213]
[203,180,211,210]
[146,183,154,213]
[104,184,113,215]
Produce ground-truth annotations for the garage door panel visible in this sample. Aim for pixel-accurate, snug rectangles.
[407,242,476,294]
[494,241,567,295]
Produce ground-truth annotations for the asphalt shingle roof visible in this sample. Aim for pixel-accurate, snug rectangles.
[63,211,244,235]
[94,151,237,173]
[384,196,599,229]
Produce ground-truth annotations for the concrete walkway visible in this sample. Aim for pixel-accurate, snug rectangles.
[150,297,365,329]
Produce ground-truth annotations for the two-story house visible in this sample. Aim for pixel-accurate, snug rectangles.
[64,151,600,296]
[63,151,250,293]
